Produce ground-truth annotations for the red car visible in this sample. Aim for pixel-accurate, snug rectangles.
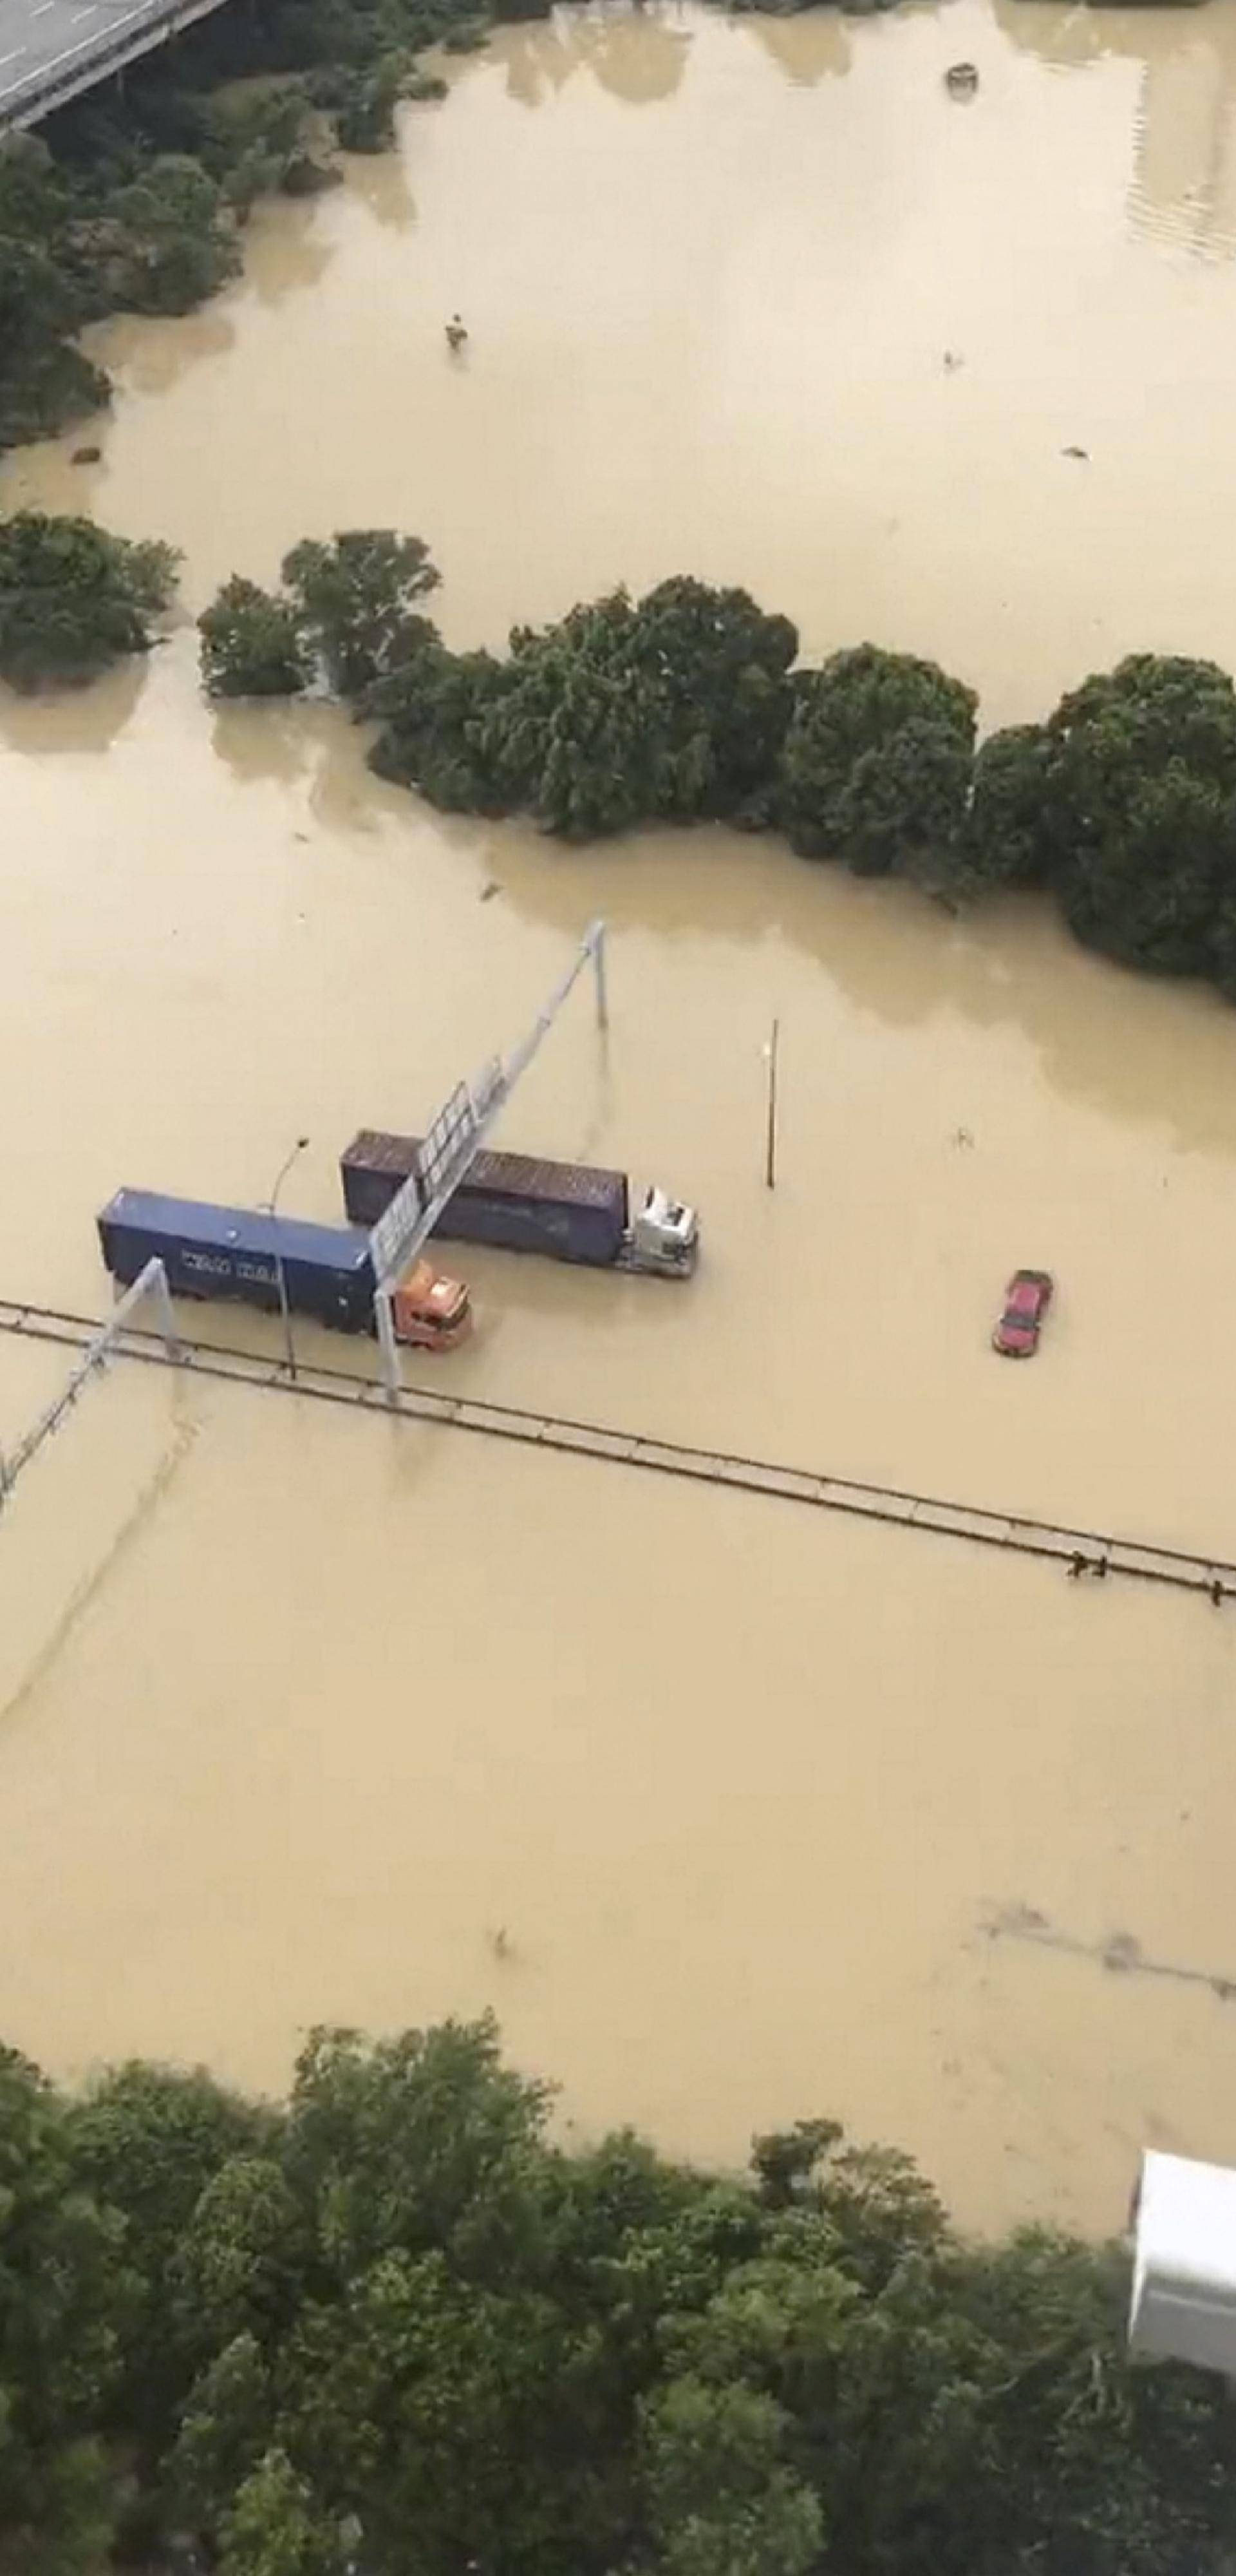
[992,1267,1054,1358]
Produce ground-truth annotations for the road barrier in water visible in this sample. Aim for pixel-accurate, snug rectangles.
[0,1291,1231,1599]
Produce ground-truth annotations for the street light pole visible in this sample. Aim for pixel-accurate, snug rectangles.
[265,1136,310,1384]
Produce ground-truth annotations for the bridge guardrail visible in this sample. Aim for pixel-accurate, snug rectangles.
[1,0,230,129]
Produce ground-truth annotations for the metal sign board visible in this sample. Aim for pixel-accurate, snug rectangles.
[370,925,607,1398]
[368,1070,503,1289]
[418,1082,479,1204]
[368,1170,424,1288]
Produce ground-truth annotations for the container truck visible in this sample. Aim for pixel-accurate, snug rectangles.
[339,1132,699,1277]
[97,1188,471,1350]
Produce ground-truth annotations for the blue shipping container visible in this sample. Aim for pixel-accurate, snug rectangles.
[97,1188,376,1332]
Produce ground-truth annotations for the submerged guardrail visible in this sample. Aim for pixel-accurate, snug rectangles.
[0,1292,1230,1598]
[1,0,230,131]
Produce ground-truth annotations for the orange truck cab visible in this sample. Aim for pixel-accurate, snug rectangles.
[391,1258,471,1352]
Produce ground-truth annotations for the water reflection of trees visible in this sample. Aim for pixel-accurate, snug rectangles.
[493,3,694,103]
[241,198,337,308]
[203,681,1236,1151]
[209,696,408,838]
[994,0,1236,260]
[465,812,1236,1153]
[102,312,236,400]
[0,656,147,757]
[338,145,418,233]
[488,0,864,103]
[728,8,852,88]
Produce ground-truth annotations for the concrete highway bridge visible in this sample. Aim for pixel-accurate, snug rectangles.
[0,0,230,130]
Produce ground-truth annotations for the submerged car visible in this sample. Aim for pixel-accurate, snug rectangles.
[993,1267,1054,1358]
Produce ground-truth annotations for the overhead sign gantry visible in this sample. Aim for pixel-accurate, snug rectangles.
[368,921,609,1400]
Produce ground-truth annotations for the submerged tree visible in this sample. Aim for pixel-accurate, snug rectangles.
[0,511,178,690]
[447,576,799,837]
[1043,654,1236,978]
[199,576,312,698]
[964,719,1059,891]
[86,154,242,315]
[282,530,441,697]
[777,643,977,875]
[192,520,1236,1010]
[0,233,108,448]
[366,639,511,809]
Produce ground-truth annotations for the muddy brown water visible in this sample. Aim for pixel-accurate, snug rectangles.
[3,0,1236,2229]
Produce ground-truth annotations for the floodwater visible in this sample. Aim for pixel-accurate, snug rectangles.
[3,0,1236,2230]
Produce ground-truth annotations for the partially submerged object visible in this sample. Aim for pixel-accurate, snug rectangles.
[97,1188,471,1352]
[991,1267,1054,1357]
[341,1132,700,1277]
[390,1256,471,1350]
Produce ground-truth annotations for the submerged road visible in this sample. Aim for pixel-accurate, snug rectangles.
[0,0,230,129]
[1,1291,1234,1601]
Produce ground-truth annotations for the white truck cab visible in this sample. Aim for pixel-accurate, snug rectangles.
[625,1185,700,1276]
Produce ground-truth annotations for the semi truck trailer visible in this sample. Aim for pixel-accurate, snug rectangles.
[340,1132,699,1277]
[97,1188,471,1350]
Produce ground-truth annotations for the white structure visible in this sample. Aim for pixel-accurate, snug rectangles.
[1129,2150,1236,2374]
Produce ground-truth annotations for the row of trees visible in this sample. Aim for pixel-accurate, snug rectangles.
[0,0,507,452]
[1,2012,1233,2575]
[4,500,1234,1003]
[200,533,1236,999]
[3,503,1233,1005]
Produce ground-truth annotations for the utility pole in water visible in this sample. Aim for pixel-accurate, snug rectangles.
[764,1018,780,1190]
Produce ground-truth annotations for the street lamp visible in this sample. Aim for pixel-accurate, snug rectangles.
[264,1136,310,1383]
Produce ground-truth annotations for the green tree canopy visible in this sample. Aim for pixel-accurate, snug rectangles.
[0,240,108,444]
[964,719,1058,892]
[216,2447,341,2576]
[282,530,442,697]
[66,2059,272,2461]
[777,643,978,874]
[1044,654,1236,977]
[390,577,800,838]
[366,640,512,811]
[0,2047,128,2571]
[0,512,178,690]
[641,2377,824,2576]
[199,576,312,698]
[83,155,241,314]
[0,2020,1219,2572]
